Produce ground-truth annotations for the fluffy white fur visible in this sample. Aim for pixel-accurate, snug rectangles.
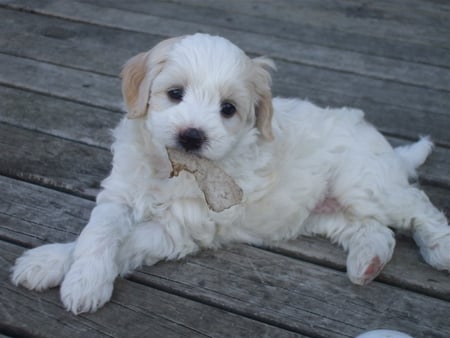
[12,34,450,314]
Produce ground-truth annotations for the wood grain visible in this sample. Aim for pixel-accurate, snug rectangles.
[0,86,117,148]
[1,241,298,338]
[163,0,450,46]
[136,245,450,338]
[0,123,111,198]
[0,53,122,112]
[1,6,448,91]
[0,7,449,147]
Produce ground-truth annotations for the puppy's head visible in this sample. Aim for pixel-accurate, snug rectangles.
[121,34,275,160]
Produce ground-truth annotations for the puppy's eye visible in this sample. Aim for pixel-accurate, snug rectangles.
[221,102,236,118]
[167,88,184,102]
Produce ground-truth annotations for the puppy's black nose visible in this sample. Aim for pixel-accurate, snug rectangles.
[178,128,207,151]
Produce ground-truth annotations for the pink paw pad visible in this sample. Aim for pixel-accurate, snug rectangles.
[362,256,384,285]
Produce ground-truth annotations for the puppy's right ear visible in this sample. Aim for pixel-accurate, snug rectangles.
[252,57,276,141]
[121,37,183,119]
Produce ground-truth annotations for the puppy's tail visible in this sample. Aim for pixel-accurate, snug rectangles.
[394,136,433,177]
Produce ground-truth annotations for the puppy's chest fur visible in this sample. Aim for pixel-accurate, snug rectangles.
[140,152,330,245]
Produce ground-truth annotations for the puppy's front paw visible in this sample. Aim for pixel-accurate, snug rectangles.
[60,260,115,314]
[11,243,74,291]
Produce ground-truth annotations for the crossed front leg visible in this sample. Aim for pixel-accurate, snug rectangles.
[11,202,196,314]
[12,203,133,313]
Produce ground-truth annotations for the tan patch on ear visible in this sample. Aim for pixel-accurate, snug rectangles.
[120,36,186,119]
[252,57,276,141]
[121,52,151,119]
[256,93,274,141]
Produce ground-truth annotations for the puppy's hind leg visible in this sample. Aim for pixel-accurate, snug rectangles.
[388,138,450,270]
[11,242,75,291]
[344,221,395,285]
[388,186,450,271]
[306,214,395,285]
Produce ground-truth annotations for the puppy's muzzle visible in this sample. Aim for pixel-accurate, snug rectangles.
[178,128,207,151]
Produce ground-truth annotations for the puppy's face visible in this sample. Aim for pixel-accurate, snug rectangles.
[121,34,274,160]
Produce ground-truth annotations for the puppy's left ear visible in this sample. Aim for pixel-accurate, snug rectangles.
[121,37,183,118]
[252,57,276,141]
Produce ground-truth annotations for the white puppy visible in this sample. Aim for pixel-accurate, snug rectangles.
[12,34,450,314]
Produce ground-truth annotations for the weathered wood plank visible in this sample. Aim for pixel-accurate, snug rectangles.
[82,0,450,84]
[136,246,450,338]
[262,0,450,18]
[272,58,449,118]
[2,5,448,92]
[0,54,122,112]
[269,234,450,301]
[0,86,117,149]
[95,0,450,33]
[0,123,111,198]
[1,242,299,338]
[0,7,151,75]
[0,177,93,247]
[3,0,449,71]
[165,0,450,46]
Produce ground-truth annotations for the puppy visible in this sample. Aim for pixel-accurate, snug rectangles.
[12,34,450,314]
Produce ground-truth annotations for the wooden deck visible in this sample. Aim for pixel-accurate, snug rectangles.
[0,0,449,337]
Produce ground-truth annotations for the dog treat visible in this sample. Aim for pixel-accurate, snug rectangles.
[167,148,243,212]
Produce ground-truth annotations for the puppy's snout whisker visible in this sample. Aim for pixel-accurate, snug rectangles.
[178,128,207,151]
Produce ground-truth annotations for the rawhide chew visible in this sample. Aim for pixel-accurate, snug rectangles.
[167,148,243,212]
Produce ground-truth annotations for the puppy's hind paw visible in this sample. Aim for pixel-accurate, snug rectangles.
[356,256,385,285]
[345,226,395,286]
[347,249,392,286]
[11,243,74,291]
[417,231,450,271]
